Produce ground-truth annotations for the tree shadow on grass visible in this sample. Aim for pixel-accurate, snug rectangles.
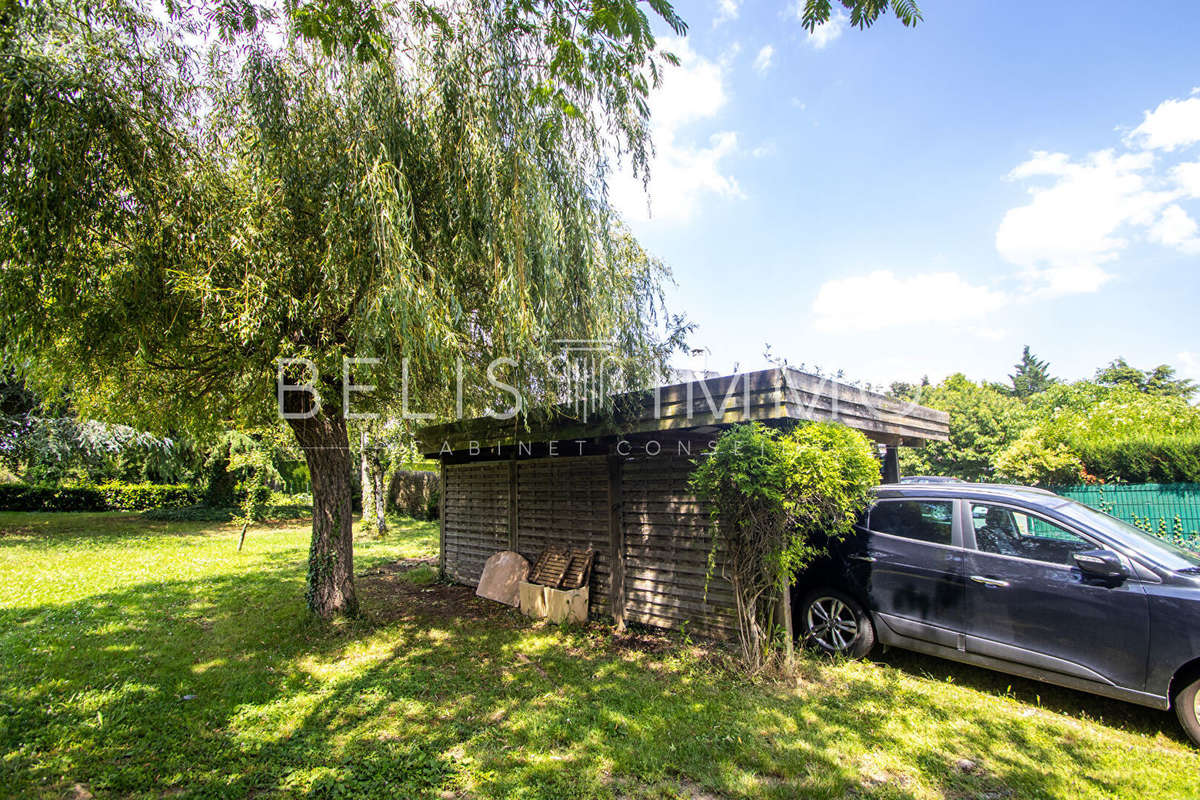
[0,511,267,550]
[1,559,1194,800]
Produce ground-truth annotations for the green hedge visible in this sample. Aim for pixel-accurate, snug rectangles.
[0,483,201,512]
[1073,433,1200,484]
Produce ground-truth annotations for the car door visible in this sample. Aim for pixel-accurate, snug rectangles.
[856,498,964,648]
[961,500,1150,690]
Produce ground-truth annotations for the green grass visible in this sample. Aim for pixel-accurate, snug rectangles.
[0,513,1196,799]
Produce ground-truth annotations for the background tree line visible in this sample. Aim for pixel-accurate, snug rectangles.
[892,349,1200,485]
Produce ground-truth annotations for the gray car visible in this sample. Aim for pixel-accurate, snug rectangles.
[794,483,1200,746]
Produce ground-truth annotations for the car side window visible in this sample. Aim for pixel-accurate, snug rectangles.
[971,503,1094,566]
[869,500,953,546]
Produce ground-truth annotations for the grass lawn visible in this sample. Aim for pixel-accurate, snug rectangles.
[0,513,1196,799]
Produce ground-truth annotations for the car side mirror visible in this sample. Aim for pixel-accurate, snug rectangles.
[1073,549,1127,581]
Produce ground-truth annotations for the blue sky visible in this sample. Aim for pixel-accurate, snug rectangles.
[611,0,1200,389]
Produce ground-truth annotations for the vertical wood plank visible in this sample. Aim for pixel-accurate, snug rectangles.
[608,453,626,630]
[438,460,446,578]
[508,457,518,551]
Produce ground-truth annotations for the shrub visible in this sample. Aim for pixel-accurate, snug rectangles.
[992,431,1085,485]
[0,482,200,512]
[994,430,1200,486]
[1073,433,1200,484]
[690,422,879,670]
[93,482,200,510]
[0,484,105,511]
[897,374,1029,481]
[994,383,1200,485]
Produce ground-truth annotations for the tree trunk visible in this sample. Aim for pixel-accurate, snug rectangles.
[288,413,358,618]
[360,429,388,536]
[372,462,386,535]
[360,430,376,531]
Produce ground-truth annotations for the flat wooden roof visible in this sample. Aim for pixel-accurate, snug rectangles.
[416,367,949,456]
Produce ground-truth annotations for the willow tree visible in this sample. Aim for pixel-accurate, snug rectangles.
[1,0,919,618]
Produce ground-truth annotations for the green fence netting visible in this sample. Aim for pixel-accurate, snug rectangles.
[1049,482,1200,553]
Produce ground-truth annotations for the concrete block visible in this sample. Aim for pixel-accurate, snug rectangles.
[545,586,589,624]
[518,581,547,618]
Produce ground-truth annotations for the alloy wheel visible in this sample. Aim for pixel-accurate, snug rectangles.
[806,596,860,652]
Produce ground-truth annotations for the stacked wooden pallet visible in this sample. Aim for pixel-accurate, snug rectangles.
[528,545,594,590]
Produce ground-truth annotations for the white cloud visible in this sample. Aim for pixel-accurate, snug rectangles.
[998,93,1200,287]
[753,44,775,75]
[805,10,847,49]
[1150,205,1200,254]
[610,39,743,224]
[810,90,1200,341]
[1173,161,1200,197]
[811,270,1008,333]
[714,0,739,27]
[995,149,1171,296]
[1126,90,1200,152]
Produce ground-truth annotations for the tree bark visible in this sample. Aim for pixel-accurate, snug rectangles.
[360,430,376,530]
[371,462,386,535]
[360,429,387,536]
[288,413,358,618]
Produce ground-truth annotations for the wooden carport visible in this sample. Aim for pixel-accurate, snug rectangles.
[418,367,949,638]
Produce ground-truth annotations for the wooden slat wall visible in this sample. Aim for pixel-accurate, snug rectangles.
[441,452,741,639]
[515,456,612,617]
[620,455,738,639]
[442,462,509,585]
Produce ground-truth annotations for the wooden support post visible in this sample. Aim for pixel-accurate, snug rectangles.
[607,453,626,631]
[780,578,794,666]
[437,460,446,578]
[883,444,900,484]
[507,456,519,551]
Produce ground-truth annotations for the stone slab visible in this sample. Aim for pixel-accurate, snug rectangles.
[476,550,530,607]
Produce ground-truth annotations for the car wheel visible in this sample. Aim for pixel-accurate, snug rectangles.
[799,589,875,659]
[1175,676,1200,747]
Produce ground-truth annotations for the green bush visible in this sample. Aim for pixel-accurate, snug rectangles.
[992,431,1085,485]
[93,482,200,510]
[1074,433,1200,484]
[992,383,1200,485]
[690,421,879,669]
[0,484,105,511]
[897,374,1030,481]
[0,482,200,512]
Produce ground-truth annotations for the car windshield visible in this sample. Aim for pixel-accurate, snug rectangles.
[1056,500,1200,570]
